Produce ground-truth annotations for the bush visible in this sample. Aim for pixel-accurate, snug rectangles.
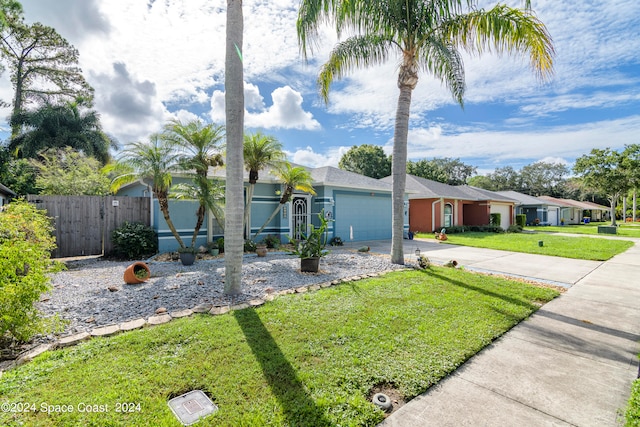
[507,224,523,233]
[516,214,526,228]
[111,221,158,260]
[438,225,468,234]
[626,379,640,426]
[216,237,224,253]
[0,200,63,342]
[244,240,257,252]
[329,236,344,246]
[262,235,281,249]
[490,213,501,227]
[468,225,504,233]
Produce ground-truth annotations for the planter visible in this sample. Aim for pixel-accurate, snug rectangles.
[597,225,617,235]
[256,244,268,257]
[300,257,320,273]
[179,252,196,266]
[123,262,150,284]
[209,248,219,256]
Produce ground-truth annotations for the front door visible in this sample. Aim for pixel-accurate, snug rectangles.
[291,197,309,240]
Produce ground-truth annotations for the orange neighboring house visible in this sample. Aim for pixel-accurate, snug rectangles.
[382,175,516,233]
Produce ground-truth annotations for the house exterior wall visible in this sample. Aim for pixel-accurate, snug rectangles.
[409,198,437,232]
[490,202,513,229]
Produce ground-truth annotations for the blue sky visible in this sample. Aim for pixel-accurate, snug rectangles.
[4,0,639,175]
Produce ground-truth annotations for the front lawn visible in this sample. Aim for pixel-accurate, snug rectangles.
[418,232,634,261]
[627,377,640,426]
[525,223,640,238]
[0,268,558,427]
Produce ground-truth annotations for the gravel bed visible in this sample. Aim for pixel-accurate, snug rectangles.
[37,250,407,340]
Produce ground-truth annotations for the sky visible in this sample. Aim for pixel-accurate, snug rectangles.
[3,0,639,175]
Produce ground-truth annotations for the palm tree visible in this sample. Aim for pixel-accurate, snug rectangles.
[110,135,186,248]
[162,119,225,248]
[9,98,117,164]
[297,0,554,264]
[253,163,316,240]
[243,131,285,235]
[224,0,245,295]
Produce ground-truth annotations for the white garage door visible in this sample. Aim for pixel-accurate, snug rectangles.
[491,203,511,230]
[334,193,392,241]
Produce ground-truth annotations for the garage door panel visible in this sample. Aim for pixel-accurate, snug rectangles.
[335,194,391,241]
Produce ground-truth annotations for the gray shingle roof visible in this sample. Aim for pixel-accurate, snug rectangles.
[496,190,561,206]
[310,166,392,191]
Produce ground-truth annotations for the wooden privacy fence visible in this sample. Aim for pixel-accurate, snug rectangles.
[27,195,151,258]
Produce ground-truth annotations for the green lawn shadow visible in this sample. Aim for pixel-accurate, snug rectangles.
[233,308,331,426]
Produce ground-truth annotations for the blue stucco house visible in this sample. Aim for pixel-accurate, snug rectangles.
[116,165,408,252]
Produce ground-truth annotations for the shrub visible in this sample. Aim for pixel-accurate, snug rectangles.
[216,237,224,253]
[0,200,63,342]
[490,213,501,227]
[468,225,504,233]
[516,214,526,228]
[262,235,281,249]
[439,225,468,234]
[507,224,523,233]
[329,236,344,246]
[111,221,158,260]
[244,240,257,252]
[417,255,430,269]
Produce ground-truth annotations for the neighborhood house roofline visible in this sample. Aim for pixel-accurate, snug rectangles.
[537,195,608,211]
[495,190,561,207]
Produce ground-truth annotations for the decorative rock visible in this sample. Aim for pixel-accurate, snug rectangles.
[119,318,146,331]
[209,306,230,315]
[91,325,120,337]
[147,314,172,325]
[17,344,52,365]
[331,280,341,285]
[85,317,96,323]
[192,303,213,313]
[248,299,264,307]
[170,309,193,318]
[57,332,91,348]
[320,282,332,288]
[155,307,168,314]
[108,286,119,292]
[308,285,321,291]
[230,302,250,311]
[295,286,308,293]
[263,294,276,301]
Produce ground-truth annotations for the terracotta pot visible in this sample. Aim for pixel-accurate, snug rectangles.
[300,257,320,273]
[123,262,150,284]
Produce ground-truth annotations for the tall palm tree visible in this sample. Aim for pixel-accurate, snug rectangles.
[9,98,116,164]
[224,0,245,295]
[243,131,285,235]
[297,0,554,264]
[253,163,316,240]
[162,119,225,248]
[110,135,186,248]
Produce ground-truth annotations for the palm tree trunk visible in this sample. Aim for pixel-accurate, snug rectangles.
[224,0,244,295]
[253,202,284,240]
[390,61,417,264]
[191,204,206,248]
[158,195,186,248]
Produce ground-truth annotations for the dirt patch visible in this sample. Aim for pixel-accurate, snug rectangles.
[368,383,406,417]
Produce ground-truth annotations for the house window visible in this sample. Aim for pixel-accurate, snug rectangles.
[444,203,453,228]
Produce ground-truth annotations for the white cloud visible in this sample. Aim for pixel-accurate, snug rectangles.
[288,145,350,168]
[210,84,321,130]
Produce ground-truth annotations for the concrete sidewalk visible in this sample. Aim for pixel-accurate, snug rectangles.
[365,239,640,426]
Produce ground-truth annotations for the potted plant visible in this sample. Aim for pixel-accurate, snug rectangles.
[177,246,197,266]
[207,241,219,256]
[289,210,331,273]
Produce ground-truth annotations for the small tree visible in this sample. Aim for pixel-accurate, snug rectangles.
[574,148,629,226]
[30,147,111,195]
[0,200,62,342]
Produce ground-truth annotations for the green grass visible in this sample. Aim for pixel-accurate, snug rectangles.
[627,377,640,426]
[417,232,634,261]
[525,222,640,237]
[0,268,558,427]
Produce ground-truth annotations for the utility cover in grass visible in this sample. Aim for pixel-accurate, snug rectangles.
[168,390,218,426]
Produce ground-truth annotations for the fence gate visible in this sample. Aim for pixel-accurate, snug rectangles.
[27,195,150,258]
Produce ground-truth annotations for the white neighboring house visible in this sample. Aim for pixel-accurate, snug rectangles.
[0,183,16,207]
